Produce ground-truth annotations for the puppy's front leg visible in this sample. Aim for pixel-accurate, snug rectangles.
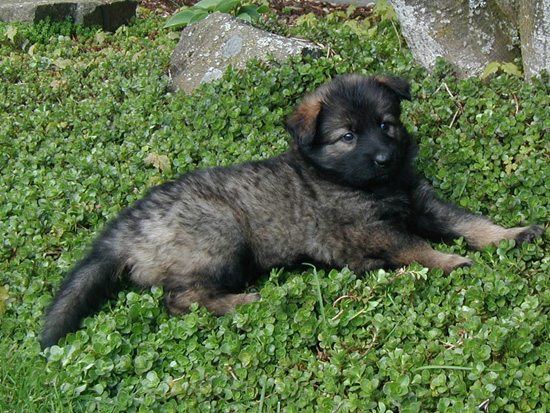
[448,218,544,250]
[412,181,545,249]
[348,224,474,275]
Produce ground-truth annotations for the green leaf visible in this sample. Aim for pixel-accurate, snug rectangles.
[144,153,172,173]
[501,62,522,77]
[343,20,374,37]
[383,374,410,399]
[194,0,223,11]
[214,0,240,13]
[53,58,73,69]
[95,30,107,44]
[256,4,271,13]
[482,62,501,79]
[47,345,65,362]
[346,4,357,18]
[188,10,210,24]
[164,9,197,28]
[0,286,8,316]
[5,25,18,43]
[237,5,261,20]
[27,43,38,56]
[296,13,318,28]
[373,0,397,21]
[236,12,252,22]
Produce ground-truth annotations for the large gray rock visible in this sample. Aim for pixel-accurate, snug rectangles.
[0,0,138,31]
[170,12,322,94]
[389,0,520,78]
[520,0,550,80]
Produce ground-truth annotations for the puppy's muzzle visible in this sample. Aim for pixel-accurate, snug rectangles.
[373,152,393,168]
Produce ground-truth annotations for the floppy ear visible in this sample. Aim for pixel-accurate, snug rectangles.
[285,95,323,147]
[374,75,412,101]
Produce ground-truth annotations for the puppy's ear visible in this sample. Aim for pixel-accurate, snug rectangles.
[374,75,412,101]
[285,95,323,147]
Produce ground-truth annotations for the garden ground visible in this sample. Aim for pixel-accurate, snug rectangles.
[1,3,549,411]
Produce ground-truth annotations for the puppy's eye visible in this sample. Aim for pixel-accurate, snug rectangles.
[341,132,356,143]
[380,122,390,131]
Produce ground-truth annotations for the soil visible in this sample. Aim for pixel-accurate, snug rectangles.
[139,0,375,25]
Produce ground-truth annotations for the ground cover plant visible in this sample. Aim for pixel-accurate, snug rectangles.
[1,5,549,411]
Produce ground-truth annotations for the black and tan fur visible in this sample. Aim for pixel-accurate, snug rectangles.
[41,74,544,348]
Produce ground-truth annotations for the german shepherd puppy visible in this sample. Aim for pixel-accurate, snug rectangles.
[41,74,544,348]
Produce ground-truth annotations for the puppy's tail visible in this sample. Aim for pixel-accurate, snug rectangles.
[41,238,125,348]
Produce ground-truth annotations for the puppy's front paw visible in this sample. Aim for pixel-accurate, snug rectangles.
[515,225,545,244]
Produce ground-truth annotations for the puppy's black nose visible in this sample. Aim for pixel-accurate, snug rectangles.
[374,153,392,168]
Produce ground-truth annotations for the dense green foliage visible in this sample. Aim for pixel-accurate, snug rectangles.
[3,16,101,46]
[1,7,549,412]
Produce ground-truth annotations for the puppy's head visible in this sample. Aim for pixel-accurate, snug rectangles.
[286,74,414,187]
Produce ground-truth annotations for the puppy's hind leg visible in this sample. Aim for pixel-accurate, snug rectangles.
[395,241,476,275]
[350,222,475,275]
[165,286,260,316]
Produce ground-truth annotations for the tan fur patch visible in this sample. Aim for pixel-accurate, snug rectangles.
[166,289,260,316]
[315,137,356,163]
[374,75,390,84]
[453,220,522,249]
[394,242,474,274]
[287,95,323,145]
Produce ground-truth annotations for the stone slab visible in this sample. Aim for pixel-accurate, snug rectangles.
[520,0,550,80]
[390,0,520,78]
[170,12,323,94]
[0,0,138,31]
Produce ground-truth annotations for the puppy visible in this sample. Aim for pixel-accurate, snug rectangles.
[41,74,544,348]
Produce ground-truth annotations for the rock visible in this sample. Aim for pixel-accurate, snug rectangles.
[494,0,520,27]
[390,0,520,78]
[519,0,550,80]
[0,0,138,32]
[170,12,323,94]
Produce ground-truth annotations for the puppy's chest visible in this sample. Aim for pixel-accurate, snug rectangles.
[320,188,413,226]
